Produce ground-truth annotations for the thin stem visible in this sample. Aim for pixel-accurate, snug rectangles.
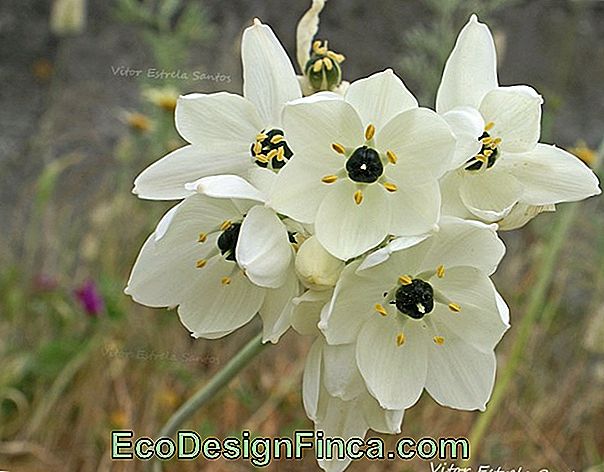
[150,332,266,472]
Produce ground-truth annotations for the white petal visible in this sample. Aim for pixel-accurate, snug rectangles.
[291,289,331,336]
[178,259,265,339]
[175,92,262,148]
[439,171,475,220]
[236,206,293,288]
[259,265,299,343]
[425,322,497,411]
[361,394,404,434]
[185,174,266,202]
[377,107,455,180]
[242,20,301,125]
[295,0,326,70]
[357,316,428,410]
[417,216,505,275]
[322,343,365,401]
[345,69,418,129]
[501,144,601,205]
[387,177,441,237]
[459,168,522,222]
[479,86,543,153]
[133,145,252,201]
[303,339,323,421]
[436,14,498,114]
[442,106,485,170]
[496,202,555,231]
[356,233,431,271]
[431,266,508,352]
[319,262,382,345]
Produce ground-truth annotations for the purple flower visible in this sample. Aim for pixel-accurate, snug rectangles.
[74,279,105,317]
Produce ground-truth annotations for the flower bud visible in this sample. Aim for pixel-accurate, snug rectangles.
[295,236,344,290]
[304,40,345,92]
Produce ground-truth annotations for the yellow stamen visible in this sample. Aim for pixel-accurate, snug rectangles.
[321,175,338,184]
[270,134,284,144]
[256,133,268,142]
[375,303,388,316]
[353,190,363,205]
[396,332,406,347]
[253,141,262,155]
[276,147,285,161]
[433,336,445,345]
[481,136,493,144]
[436,265,445,278]
[493,137,502,145]
[313,60,323,73]
[255,154,269,163]
[326,50,345,63]
[195,259,207,269]
[219,220,232,231]
[266,148,279,160]
[448,303,461,313]
[386,150,398,164]
[221,276,231,286]
[383,182,397,193]
[483,149,493,158]
[331,143,346,155]
[198,232,207,243]
[398,275,413,286]
[322,57,333,70]
[484,121,495,131]
[365,124,376,141]
[312,40,322,53]
[475,154,487,163]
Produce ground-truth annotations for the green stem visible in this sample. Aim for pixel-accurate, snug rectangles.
[150,332,267,472]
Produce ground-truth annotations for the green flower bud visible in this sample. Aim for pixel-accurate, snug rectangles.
[304,40,345,92]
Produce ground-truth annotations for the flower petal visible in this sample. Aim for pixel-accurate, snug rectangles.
[259,265,299,343]
[345,69,418,129]
[178,259,265,339]
[316,181,391,260]
[133,145,252,201]
[377,108,455,180]
[361,395,404,434]
[479,86,543,153]
[303,339,323,421]
[436,14,498,114]
[501,144,601,205]
[242,20,301,125]
[442,106,485,170]
[175,92,262,148]
[185,174,266,202]
[459,168,522,222]
[425,322,497,411]
[356,316,428,410]
[322,343,365,401]
[387,177,441,237]
[237,206,293,288]
[291,289,331,336]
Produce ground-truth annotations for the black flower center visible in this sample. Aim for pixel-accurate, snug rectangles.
[465,131,499,171]
[394,279,434,319]
[217,223,241,261]
[250,128,293,170]
[346,146,383,183]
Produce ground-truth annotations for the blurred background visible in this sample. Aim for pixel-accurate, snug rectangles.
[1,0,603,470]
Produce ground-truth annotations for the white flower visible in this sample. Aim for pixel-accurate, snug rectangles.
[320,218,509,411]
[132,19,301,200]
[125,190,299,343]
[295,236,345,290]
[437,15,600,224]
[270,69,456,260]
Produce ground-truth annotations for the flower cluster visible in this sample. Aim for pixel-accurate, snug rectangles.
[126,4,600,471]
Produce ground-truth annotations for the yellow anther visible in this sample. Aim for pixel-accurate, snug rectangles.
[270,134,284,144]
[448,303,462,313]
[398,275,413,286]
[256,133,268,142]
[313,60,323,73]
[266,148,279,160]
[331,143,346,155]
[276,147,285,161]
[436,265,445,278]
[322,57,333,70]
[475,154,487,163]
[327,50,345,63]
[481,136,493,144]
[383,182,398,193]
[375,303,388,316]
[483,149,493,157]
[312,40,322,53]
[198,232,207,243]
[493,137,502,145]
[255,154,269,163]
[353,190,363,205]
[365,124,376,141]
[396,332,406,347]
[484,121,495,131]
[433,336,445,345]
[221,276,231,286]
[253,141,262,155]
[195,259,207,269]
[321,175,338,184]
[219,220,232,231]
[386,150,398,164]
